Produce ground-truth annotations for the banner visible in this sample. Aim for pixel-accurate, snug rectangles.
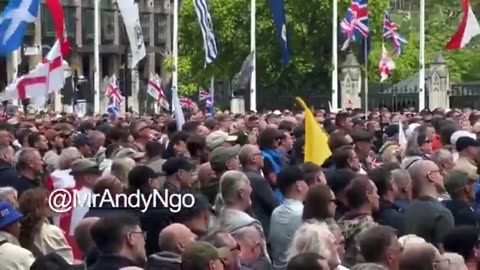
[117,0,146,68]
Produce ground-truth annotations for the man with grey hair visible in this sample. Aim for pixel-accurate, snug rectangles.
[239,144,278,235]
[405,160,454,247]
[213,170,271,269]
[15,147,44,197]
[0,145,19,190]
[391,169,412,212]
[50,147,83,189]
[443,170,478,227]
[287,221,340,270]
[431,149,455,177]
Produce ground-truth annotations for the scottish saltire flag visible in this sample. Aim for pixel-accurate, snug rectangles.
[340,0,369,50]
[193,0,218,63]
[105,75,123,105]
[268,0,290,64]
[0,0,40,55]
[383,11,407,55]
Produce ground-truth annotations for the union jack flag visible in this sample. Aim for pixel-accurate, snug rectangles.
[383,11,407,55]
[105,74,123,104]
[180,96,196,109]
[199,88,213,108]
[340,0,369,50]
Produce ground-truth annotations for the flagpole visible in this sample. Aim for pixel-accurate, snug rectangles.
[419,0,426,111]
[94,0,101,114]
[172,0,179,109]
[364,37,368,115]
[250,0,256,112]
[93,0,100,114]
[210,75,215,114]
[331,0,338,112]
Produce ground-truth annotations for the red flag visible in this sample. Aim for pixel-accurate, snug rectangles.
[445,0,480,50]
[45,0,71,57]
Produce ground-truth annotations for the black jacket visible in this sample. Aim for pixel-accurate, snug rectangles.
[243,169,279,236]
[147,251,182,270]
[88,255,141,270]
[374,199,406,235]
[443,199,480,227]
[0,160,20,189]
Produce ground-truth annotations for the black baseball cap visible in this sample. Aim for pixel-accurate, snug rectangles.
[128,165,161,189]
[162,157,196,176]
[456,136,480,152]
[73,133,90,147]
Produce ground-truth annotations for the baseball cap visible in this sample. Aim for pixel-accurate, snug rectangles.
[162,157,196,176]
[272,110,282,116]
[209,145,241,169]
[384,124,399,138]
[206,131,238,150]
[73,133,90,147]
[456,136,480,152]
[181,241,224,270]
[70,159,100,176]
[114,148,145,160]
[352,117,365,127]
[451,131,476,145]
[0,202,23,229]
[444,170,472,195]
[128,165,161,189]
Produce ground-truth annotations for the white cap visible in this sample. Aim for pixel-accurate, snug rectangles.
[450,130,477,145]
[273,110,282,116]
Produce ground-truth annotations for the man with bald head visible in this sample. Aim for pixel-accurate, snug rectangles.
[84,175,124,218]
[404,160,454,247]
[400,242,441,270]
[239,144,278,235]
[148,223,197,270]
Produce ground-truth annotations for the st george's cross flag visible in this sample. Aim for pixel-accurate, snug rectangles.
[147,73,170,110]
[379,44,395,82]
[445,0,480,50]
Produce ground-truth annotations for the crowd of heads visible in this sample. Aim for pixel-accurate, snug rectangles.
[0,107,479,270]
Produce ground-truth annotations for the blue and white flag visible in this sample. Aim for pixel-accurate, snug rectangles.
[0,0,40,55]
[268,0,290,64]
[193,0,218,63]
[107,100,121,116]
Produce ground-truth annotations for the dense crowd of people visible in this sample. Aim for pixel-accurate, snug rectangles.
[0,107,480,270]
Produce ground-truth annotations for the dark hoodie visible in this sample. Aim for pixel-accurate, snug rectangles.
[147,251,182,270]
[0,159,19,189]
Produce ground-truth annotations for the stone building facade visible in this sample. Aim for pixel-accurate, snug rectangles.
[0,0,173,113]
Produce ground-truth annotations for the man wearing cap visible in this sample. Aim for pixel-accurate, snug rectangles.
[351,129,374,174]
[453,137,480,180]
[61,158,102,256]
[162,157,196,193]
[443,170,480,227]
[203,146,241,204]
[0,202,36,269]
[181,241,226,270]
[206,131,238,151]
[73,133,93,158]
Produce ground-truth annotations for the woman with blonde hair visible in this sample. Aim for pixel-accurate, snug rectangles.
[110,157,136,189]
[18,188,73,263]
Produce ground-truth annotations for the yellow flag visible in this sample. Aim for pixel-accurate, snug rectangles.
[296,97,332,166]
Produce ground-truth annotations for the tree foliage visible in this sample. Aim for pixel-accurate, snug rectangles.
[173,0,480,98]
